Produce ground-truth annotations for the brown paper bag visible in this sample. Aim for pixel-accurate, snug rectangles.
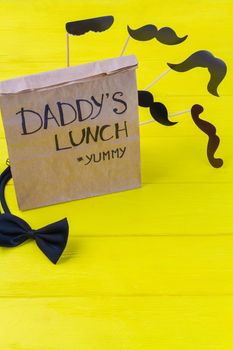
[0,55,141,210]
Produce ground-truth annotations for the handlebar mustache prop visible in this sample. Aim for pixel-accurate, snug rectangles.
[167,50,227,97]
[66,16,114,36]
[191,104,223,168]
[138,91,177,126]
[127,24,188,45]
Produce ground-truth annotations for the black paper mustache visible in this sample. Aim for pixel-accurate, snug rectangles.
[167,50,227,97]
[191,104,223,168]
[138,91,177,126]
[66,16,114,36]
[127,24,188,45]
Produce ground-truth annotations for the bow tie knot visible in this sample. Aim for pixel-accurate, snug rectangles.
[25,229,36,239]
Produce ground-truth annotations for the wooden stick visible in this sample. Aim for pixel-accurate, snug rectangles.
[66,32,70,67]
[143,68,172,90]
[139,109,191,126]
[120,35,130,56]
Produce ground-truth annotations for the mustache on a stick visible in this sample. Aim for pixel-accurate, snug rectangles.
[127,24,188,45]
[191,104,223,168]
[167,50,227,97]
[138,90,177,126]
[66,16,114,36]
[138,95,223,167]
[65,16,114,67]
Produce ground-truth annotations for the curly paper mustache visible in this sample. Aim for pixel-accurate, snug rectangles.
[167,50,227,97]
[66,16,114,36]
[138,91,177,126]
[191,104,223,168]
[127,24,188,45]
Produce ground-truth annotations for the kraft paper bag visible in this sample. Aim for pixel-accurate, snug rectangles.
[0,55,141,210]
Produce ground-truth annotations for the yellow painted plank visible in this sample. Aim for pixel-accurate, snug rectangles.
[1,296,233,350]
[141,136,232,184]
[0,1,232,96]
[2,236,233,297]
[0,1,232,139]
[0,181,232,236]
[1,135,232,184]
[1,133,232,236]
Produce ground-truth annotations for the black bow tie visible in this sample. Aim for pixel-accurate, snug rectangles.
[0,213,69,264]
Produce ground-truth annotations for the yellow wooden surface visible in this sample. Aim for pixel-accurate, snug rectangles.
[0,0,233,349]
